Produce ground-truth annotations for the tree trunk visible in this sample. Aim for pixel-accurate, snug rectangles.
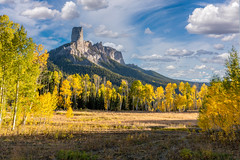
[145,100,147,111]
[0,86,3,127]
[74,94,77,109]
[136,98,139,111]
[12,79,19,130]
[22,102,33,125]
[132,96,135,111]
[0,72,5,127]
[119,97,122,111]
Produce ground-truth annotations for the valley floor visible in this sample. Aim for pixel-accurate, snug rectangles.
[0,111,239,160]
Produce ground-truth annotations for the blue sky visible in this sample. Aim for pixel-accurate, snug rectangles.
[0,0,239,82]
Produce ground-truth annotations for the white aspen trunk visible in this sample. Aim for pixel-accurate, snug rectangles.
[0,72,5,127]
[136,98,139,111]
[23,102,33,125]
[12,79,19,130]
[119,97,122,111]
[0,86,3,127]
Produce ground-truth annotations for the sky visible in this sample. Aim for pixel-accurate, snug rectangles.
[0,0,239,82]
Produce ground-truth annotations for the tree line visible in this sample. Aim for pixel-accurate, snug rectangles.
[50,72,208,114]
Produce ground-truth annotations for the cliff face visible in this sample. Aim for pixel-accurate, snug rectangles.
[49,27,125,65]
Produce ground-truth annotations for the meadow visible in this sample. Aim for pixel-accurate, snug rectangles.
[0,110,239,160]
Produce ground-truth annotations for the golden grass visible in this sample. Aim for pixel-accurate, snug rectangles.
[0,110,239,160]
[0,110,198,136]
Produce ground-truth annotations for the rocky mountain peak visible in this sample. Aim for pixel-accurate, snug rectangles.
[49,27,125,65]
[71,27,83,43]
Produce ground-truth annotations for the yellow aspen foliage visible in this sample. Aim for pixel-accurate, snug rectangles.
[66,107,73,118]
[174,94,186,112]
[155,86,165,111]
[144,84,155,111]
[33,90,58,121]
[191,85,198,110]
[130,80,143,111]
[198,48,240,139]
[60,79,72,109]
[105,81,113,110]
[165,83,177,111]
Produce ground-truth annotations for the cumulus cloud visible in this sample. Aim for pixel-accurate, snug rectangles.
[201,52,229,64]
[21,7,60,20]
[166,65,176,70]
[194,64,207,70]
[166,48,194,57]
[195,49,219,56]
[103,42,124,52]
[132,54,176,62]
[78,0,108,11]
[144,28,153,34]
[61,1,79,20]
[186,0,239,34]
[214,44,224,50]
[95,25,125,38]
[221,34,236,41]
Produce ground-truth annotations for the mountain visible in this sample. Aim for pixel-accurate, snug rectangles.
[49,27,125,66]
[48,27,195,87]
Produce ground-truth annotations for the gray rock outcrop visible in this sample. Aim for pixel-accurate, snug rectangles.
[49,27,125,65]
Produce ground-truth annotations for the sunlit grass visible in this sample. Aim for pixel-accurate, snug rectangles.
[0,110,238,160]
[0,110,198,136]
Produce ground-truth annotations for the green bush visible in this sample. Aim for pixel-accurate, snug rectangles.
[179,148,192,160]
[179,148,234,160]
[56,150,97,160]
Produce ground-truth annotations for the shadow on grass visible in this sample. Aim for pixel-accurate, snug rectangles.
[0,128,239,160]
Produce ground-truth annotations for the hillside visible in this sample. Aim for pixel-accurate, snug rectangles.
[48,26,199,87]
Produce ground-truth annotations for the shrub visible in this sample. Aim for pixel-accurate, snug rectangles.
[56,150,97,160]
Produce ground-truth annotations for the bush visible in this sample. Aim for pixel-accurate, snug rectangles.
[179,148,233,160]
[56,150,97,160]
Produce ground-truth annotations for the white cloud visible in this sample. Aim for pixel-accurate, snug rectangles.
[186,0,239,34]
[95,25,124,38]
[171,71,186,78]
[214,44,224,50]
[78,0,108,11]
[221,34,236,41]
[201,52,229,64]
[132,54,176,62]
[213,70,225,77]
[80,22,92,29]
[103,42,124,52]
[166,48,194,57]
[194,64,207,70]
[0,0,14,4]
[191,79,209,82]
[21,7,60,20]
[144,28,153,34]
[207,34,223,38]
[61,1,79,20]
[166,65,176,70]
[217,52,229,60]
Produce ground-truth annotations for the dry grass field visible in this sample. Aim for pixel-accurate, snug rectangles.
[0,110,239,160]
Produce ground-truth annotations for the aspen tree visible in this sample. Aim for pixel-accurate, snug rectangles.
[60,79,72,110]
[155,86,165,111]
